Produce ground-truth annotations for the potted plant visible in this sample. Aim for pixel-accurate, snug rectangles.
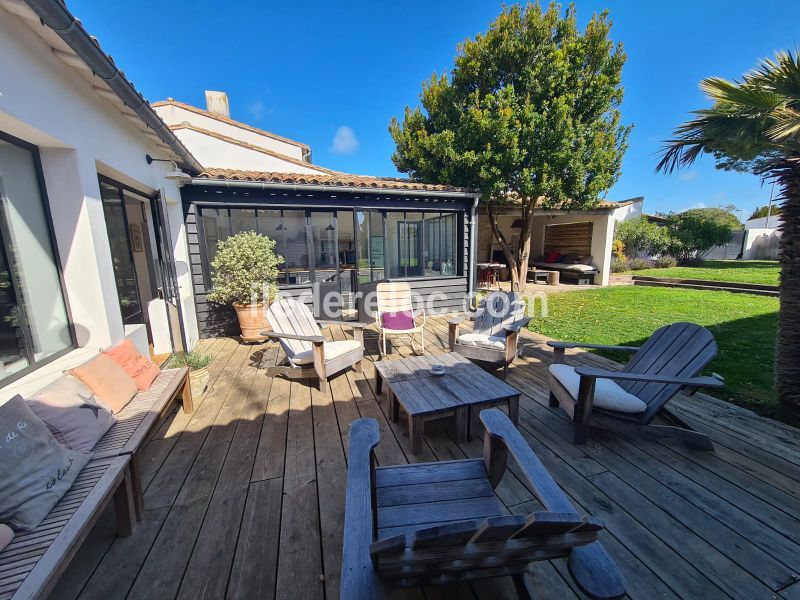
[169,350,213,397]
[206,231,283,341]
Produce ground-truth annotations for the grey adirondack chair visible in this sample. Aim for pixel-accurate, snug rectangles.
[263,297,365,392]
[547,322,724,449]
[448,291,530,379]
[341,409,626,599]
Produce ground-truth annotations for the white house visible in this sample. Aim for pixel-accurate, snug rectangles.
[0,0,202,400]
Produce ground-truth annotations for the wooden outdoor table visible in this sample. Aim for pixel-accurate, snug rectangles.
[374,353,521,453]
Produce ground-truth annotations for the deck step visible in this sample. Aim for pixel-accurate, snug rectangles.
[632,278,779,297]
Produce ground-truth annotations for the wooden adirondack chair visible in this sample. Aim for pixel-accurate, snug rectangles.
[264,297,365,392]
[547,322,725,449]
[341,409,626,599]
[449,291,530,379]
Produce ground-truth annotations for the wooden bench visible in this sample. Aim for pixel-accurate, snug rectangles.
[92,367,192,519]
[0,456,133,600]
[0,367,191,599]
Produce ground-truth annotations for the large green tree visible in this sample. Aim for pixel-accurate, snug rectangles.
[658,50,800,410]
[389,2,631,290]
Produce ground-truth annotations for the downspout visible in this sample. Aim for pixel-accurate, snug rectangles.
[23,0,203,174]
[468,193,480,298]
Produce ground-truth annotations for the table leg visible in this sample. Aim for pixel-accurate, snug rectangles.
[376,372,383,395]
[389,391,399,422]
[469,407,481,440]
[456,406,468,443]
[509,396,520,425]
[410,414,424,454]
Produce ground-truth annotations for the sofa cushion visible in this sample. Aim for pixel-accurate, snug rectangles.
[0,524,13,551]
[291,339,362,365]
[27,375,116,452]
[71,354,138,414]
[544,251,562,263]
[457,333,506,351]
[103,339,160,391]
[562,263,597,273]
[0,396,91,530]
[549,364,647,413]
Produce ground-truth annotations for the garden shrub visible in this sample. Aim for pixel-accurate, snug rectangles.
[207,231,284,305]
[628,257,652,270]
[652,255,677,268]
[614,216,671,258]
[610,257,630,272]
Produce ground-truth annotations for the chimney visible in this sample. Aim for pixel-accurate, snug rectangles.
[205,90,230,118]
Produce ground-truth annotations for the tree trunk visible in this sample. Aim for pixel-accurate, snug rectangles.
[486,199,537,292]
[776,159,800,410]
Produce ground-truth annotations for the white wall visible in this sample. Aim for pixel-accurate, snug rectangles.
[0,9,199,400]
[746,215,783,230]
[154,103,306,161]
[171,127,324,173]
[743,228,780,260]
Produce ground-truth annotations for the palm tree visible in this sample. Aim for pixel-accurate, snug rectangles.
[657,50,800,412]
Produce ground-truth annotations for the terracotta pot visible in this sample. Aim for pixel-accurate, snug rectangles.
[233,302,270,342]
[188,366,209,398]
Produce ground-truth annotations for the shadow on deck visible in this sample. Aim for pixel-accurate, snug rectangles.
[53,315,800,599]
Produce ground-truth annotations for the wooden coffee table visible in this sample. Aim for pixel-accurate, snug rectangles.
[374,353,521,453]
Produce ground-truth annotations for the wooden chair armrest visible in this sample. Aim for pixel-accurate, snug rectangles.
[547,340,640,353]
[573,367,725,388]
[341,419,382,598]
[480,408,574,510]
[479,409,626,599]
[316,320,367,329]
[448,315,467,325]
[263,331,325,343]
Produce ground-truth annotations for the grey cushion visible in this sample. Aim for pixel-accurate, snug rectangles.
[27,375,116,452]
[0,396,91,530]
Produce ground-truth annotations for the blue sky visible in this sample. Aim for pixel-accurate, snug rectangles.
[71,0,797,219]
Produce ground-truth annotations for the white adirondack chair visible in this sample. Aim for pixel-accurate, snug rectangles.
[264,297,365,392]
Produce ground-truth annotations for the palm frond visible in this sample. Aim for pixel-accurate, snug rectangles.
[699,77,782,112]
[766,106,800,140]
[747,50,800,101]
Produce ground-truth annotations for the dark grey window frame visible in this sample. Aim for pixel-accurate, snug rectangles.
[0,129,77,388]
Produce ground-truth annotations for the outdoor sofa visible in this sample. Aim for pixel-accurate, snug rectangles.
[530,252,598,284]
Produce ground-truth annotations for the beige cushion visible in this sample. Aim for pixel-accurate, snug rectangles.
[291,339,362,365]
[0,524,13,551]
[71,353,138,413]
[549,364,647,413]
[457,333,506,351]
[0,396,91,530]
[27,375,116,452]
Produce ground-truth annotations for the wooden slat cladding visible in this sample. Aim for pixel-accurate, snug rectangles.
[544,222,593,257]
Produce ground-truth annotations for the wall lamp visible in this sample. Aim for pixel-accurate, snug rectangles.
[146,154,192,187]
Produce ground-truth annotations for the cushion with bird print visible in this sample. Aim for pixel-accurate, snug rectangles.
[27,375,116,452]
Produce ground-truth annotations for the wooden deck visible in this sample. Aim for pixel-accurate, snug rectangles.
[53,315,800,599]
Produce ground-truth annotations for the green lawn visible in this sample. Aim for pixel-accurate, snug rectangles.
[626,259,780,286]
[528,286,780,417]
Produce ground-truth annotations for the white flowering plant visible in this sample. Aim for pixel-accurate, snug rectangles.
[206,231,284,306]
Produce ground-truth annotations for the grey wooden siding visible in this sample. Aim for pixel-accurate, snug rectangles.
[183,198,474,338]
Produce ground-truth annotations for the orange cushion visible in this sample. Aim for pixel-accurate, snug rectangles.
[70,354,137,413]
[103,339,160,391]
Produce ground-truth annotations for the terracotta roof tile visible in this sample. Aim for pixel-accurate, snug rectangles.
[195,168,476,193]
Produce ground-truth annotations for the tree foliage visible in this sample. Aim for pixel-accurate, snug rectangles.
[389,1,631,289]
[614,216,671,258]
[664,208,739,264]
[207,231,284,306]
[748,204,782,220]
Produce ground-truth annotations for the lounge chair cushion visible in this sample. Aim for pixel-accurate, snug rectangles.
[457,333,506,351]
[0,396,91,530]
[291,339,362,365]
[27,375,116,452]
[549,364,647,413]
[0,524,12,551]
[381,310,415,331]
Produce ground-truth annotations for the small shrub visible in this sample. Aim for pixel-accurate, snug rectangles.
[612,239,626,261]
[610,257,630,272]
[207,231,284,306]
[628,257,653,270]
[652,255,677,269]
[168,350,213,371]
